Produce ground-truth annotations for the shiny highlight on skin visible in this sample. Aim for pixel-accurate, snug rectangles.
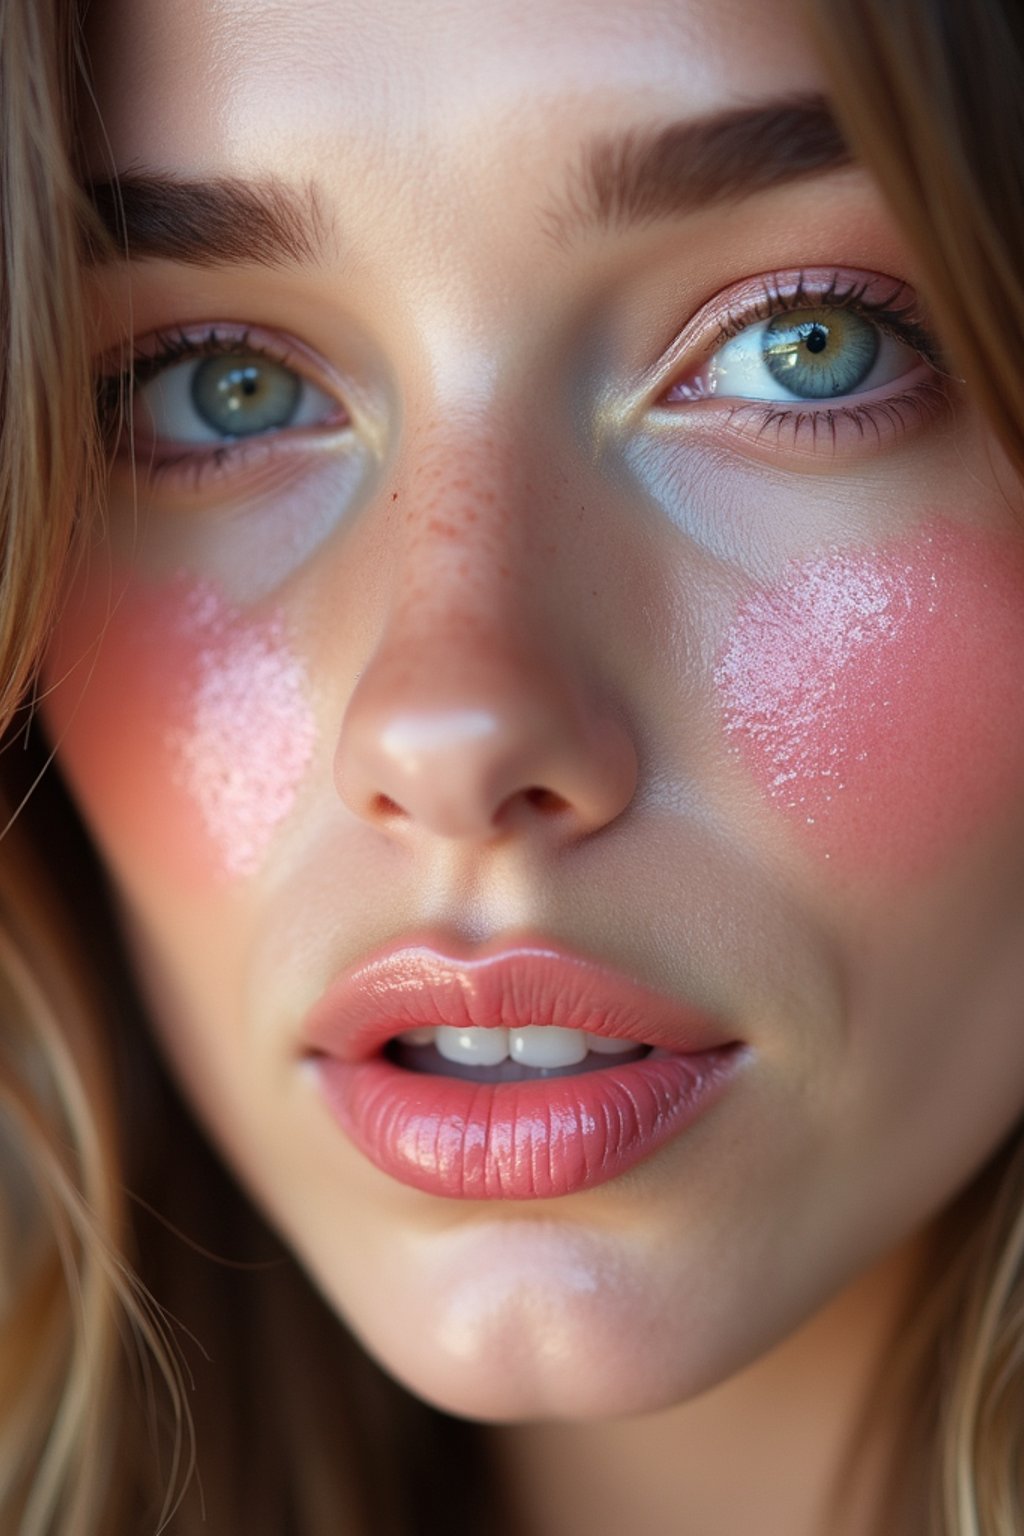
[167,580,317,876]
[716,520,1024,876]
[44,574,317,884]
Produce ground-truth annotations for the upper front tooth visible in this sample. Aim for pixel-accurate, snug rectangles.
[398,1025,639,1067]
[509,1025,588,1069]
[435,1025,510,1065]
[397,1027,435,1046]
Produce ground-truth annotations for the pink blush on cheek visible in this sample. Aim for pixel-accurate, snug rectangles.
[48,577,317,883]
[714,522,1024,878]
[167,583,317,877]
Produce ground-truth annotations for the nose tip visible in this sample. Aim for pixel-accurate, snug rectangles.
[334,646,638,845]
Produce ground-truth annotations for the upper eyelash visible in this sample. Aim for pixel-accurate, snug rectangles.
[708,270,946,373]
[95,274,945,470]
[94,325,303,434]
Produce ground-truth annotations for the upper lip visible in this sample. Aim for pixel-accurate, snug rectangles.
[301,933,737,1064]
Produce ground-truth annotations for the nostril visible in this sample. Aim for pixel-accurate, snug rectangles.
[371,792,407,819]
[523,786,569,815]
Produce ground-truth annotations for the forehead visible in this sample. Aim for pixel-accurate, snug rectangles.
[83,0,827,178]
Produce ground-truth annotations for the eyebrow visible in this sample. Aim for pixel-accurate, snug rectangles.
[546,94,854,245]
[84,173,330,268]
[83,94,852,270]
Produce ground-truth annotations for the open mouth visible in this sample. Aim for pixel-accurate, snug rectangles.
[303,936,745,1200]
[385,1024,651,1081]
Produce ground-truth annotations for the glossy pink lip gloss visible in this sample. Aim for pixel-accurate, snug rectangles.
[303,939,743,1200]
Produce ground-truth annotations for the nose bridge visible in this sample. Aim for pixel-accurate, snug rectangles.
[392,406,585,659]
[395,416,537,606]
[373,421,548,693]
[333,419,638,844]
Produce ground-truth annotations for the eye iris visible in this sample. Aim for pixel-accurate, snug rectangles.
[762,308,879,399]
[190,352,301,436]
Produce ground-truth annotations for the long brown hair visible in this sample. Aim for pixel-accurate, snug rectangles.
[0,0,1022,1530]
[814,0,1024,475]
[811,5,1024,1529]
[0,4,206,1526]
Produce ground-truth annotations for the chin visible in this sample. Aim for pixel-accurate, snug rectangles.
[354,1312,712,1424]
[302,1230,750,1423]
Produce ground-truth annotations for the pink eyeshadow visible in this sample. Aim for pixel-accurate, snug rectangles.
[714,521,1024,877]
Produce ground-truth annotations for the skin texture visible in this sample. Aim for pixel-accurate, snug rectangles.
[50,574,317,880]
[716,520,1024,876]
[40,0,1024,1531]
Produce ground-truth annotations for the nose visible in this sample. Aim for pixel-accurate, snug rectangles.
[335,623,637,843]
[334,487,638,847]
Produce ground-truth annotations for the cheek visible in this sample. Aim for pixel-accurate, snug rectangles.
[43,575,317,884]
[715,520,1024,878]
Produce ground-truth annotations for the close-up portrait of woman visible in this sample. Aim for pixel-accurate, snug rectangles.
[2,0,1024,1531]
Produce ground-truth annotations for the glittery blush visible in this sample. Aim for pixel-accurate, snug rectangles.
[42,574,317,884]
[167,582,317,877]
[714,521,1024,876]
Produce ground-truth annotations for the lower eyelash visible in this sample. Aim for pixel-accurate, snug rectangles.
[135,435,294,494]
[721,375,950,451]
[94,324,353,495]
[146,443,238,489]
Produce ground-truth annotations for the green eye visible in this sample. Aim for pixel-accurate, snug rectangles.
[127,339,341,448]
[762,308,879,399]
[190,352,303,437]
[677,297,925,409]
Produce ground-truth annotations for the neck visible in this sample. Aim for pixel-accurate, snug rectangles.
[489,1235,928,1536]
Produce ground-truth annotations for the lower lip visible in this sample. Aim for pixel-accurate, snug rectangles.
[313,1046,741,1200]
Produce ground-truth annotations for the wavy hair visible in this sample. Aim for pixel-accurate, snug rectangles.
[811,3,1024,1531]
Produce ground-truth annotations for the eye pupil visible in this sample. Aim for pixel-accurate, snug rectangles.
[191,352,302,437]
[762,308,879,399]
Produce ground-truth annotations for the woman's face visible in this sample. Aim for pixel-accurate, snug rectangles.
[44,0,1024,1418]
